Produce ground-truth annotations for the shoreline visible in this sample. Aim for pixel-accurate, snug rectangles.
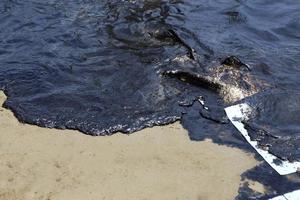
[0,91,263,200]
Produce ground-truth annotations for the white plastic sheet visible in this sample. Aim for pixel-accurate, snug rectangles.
[225,103,300,175]
[269,190,300,200]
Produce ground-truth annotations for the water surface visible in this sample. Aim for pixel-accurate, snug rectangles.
[0,1,300,196]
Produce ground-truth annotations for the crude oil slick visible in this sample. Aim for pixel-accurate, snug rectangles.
[0,0,300,199]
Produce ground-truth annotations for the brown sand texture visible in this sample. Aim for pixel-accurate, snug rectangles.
[0,91,262,200]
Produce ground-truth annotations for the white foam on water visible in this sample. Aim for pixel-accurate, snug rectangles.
[225,103,300,175]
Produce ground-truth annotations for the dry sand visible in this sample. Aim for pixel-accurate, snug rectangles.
[0,91,262,200]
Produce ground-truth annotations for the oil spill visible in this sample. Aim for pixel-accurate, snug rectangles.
[0,0,300,198]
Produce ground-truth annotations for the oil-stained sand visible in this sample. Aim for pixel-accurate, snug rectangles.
[0,91,261,200]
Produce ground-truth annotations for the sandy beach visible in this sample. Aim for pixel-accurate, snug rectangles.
[0,91,263,200]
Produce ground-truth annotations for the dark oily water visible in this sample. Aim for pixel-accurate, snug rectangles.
[0,0,300,148]
[0,0,300,150]
[241,90,300,162]
[1,0,300,198]
[0,0,216,135]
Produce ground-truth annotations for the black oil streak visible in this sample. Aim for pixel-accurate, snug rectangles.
[0,0,300,198]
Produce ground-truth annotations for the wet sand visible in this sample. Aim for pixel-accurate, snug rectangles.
[0,91,262,200]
